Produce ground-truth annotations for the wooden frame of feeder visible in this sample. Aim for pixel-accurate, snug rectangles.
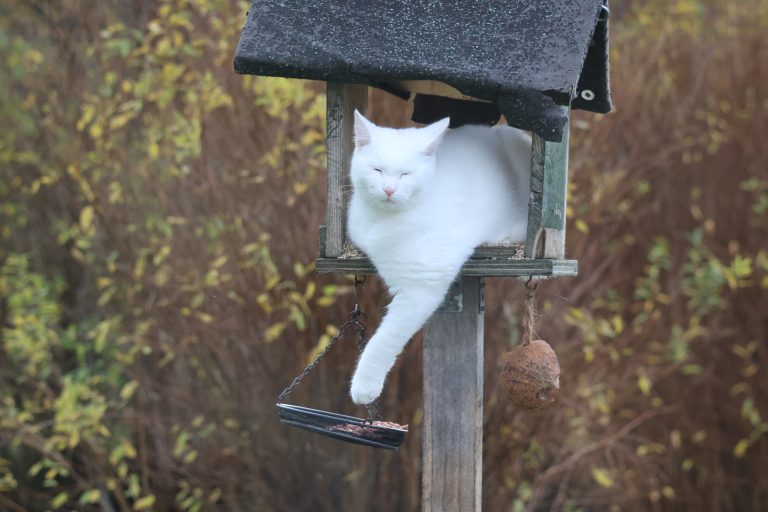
[317,82,574,275]
[317,82,574,512]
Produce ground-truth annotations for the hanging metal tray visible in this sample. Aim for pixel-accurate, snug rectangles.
[276,403,407,450]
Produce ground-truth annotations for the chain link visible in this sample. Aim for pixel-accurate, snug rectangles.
[276,276,381,421]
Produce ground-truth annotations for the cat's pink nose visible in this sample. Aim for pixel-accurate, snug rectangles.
[383,187,396,197]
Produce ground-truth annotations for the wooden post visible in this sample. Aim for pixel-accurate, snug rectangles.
[525,105,571,259]
[324,82,368,257]
[422,277,484,512]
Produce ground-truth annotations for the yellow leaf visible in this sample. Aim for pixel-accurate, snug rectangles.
[733,439,749,458]
[306,334,331,364]
[183,450,198,464]
[109,112,134,130]
[133,495,156,510]
[120,380,139,401]
[52,491,69,509]
[134,258,146,279]
[265,322,286,342]
[591,467,614,488]
[638,373,652,396]
[670,430,682,449]
[77,104,95,132]
[80,206,94,231]
[123,440,137,459]
[89,122,103,139]
[316,296,335,307]
[68,429,80,449]
[148,143,160,159]
[583,345,595,363]
[208,488,222,503]
[195,312,213,324]
[152,245,171,265]
[256,293,273,313]
[79,489,101,505]
[265,275,280,290]
[611,315,624,335]
[304,281,316,299]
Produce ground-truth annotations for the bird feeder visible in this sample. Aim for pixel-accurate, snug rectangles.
[234,1,611,509]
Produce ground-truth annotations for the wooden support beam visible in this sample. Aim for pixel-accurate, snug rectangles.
[323,83,367,257]
[525,106,571,259]
[423,277,484,512]
[315,256,577,277]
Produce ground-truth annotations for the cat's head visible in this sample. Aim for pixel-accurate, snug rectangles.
[350,111,449,209]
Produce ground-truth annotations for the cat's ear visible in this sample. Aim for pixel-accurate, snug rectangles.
[354,110,375,148]
[422,118,450,156]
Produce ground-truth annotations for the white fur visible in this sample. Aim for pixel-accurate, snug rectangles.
[348,111,531,404]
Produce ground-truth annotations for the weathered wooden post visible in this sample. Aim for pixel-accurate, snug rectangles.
[423,277,484,511]
[233,2,611,509]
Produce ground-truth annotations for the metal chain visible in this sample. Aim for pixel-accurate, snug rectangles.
[277,319,359,402]
[277,276,381,421]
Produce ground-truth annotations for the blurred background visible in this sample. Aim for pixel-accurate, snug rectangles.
[1,1,767,510]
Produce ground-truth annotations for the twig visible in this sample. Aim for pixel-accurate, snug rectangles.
[0,494,28,512]
[537,405,677,483]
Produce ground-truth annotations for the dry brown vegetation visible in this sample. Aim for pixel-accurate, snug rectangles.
[1,1,767,511]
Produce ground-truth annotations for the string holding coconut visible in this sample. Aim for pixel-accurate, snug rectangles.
[500,278,561,410]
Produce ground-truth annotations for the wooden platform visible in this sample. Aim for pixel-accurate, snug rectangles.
[316,252,576,278]
[316,256,577,277]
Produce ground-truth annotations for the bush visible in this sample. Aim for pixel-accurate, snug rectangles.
[1,0,767,510]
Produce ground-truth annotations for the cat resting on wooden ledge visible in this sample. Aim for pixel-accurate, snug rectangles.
[348,111,531,404]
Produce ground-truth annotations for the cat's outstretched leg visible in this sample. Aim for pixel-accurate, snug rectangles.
[350,280,452,404]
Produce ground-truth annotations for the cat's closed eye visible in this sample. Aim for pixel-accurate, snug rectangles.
[400,172,411,177]
[373,168,383,174]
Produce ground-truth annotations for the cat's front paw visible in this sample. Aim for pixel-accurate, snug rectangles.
[350,373,384,405]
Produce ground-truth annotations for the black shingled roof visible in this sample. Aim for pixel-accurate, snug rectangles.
[234,0,611,141]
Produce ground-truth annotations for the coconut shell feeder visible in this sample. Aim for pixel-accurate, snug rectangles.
[501,339,561,410]
[501,280,562,410]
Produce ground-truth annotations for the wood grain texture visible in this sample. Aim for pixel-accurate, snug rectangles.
[423,277,484,512]
[525,133,546,258]
[525,106,570,259]
[324,83,367,257]
[315,256,577,277]
[541,106,570,258]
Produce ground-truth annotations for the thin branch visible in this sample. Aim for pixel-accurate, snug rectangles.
[536,405,677,483]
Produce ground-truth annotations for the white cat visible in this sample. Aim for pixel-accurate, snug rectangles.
[347,111,531,404]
